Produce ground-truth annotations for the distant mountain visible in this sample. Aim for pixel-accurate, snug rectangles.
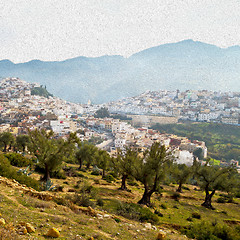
[1,40,240,103]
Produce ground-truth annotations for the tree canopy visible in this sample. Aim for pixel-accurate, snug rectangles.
[94,107,110,118]
[135,142,174,206]
[28,129,77,181]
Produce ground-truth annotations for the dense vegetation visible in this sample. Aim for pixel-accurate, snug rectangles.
[0,129,239,239]
[152,123,240,163]
[31,86,53,98]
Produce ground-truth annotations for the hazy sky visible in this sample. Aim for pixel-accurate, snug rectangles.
[0,0,240,63]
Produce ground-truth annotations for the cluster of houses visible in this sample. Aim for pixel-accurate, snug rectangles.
[83,116,208,166]
[104,90,240,125]
[1,78,239,168]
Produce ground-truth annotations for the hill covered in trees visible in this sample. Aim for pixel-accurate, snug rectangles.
[31,86,53,98]
[152,123,240,162]
[0,129,240,239]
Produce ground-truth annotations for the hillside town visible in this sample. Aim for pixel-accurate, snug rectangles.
[104,90,240,125]
[1,77,239,168]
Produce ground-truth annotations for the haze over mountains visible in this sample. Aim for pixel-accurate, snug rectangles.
[0,39,240,104]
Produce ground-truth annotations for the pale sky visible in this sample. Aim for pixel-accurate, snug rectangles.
[0,0,240,63]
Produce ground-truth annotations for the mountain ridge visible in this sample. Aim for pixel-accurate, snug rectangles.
[1,40,240,103]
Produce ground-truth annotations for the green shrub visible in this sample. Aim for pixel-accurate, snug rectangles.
[217,197,227,203]
[160,203,167,209]
[69,193,94,208]
[51,169,67,179]
[221,211,227,215]
[235,192,240,198]
[94,179,100,184]
[182,186,190,191]
[54,197,70,207]
[154,209,163,217]
[63,166,79,177]
[192,212,201,219]
[171,192,181,201]
[66,181,98,207]
[104,174,115,183]
[78,173,85,178]
[182,221,240,240]
[96,198,104,207]
[186,217,193,222]
[108,171,118,178]
[0,155,40,190]
[116,202,159,223]
[91,169,101,176]
[4,153,32,167]
[114,217,121,223]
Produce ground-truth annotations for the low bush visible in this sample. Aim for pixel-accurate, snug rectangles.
[182,221,240,240]
[4,153,32,167]
[182,186,190,191]
[0,155,40,190]
[160,203,167,209]
[96,198,104,207]
[221,211,227,215]
[69,193,94,207]
[66,181,98,207]
[91,169,101,176]
[171,192,181,201]
[94,179,100,184]
[235,192,240,198]
[217,197,227,203]
[63,166,79,177]
[78,173,85,178]
[192,212,201,219]
[114,217,121,223]
[103,174,115,183]
[51,169,67,179]
[116,202,159,223]
[154,209,163,217]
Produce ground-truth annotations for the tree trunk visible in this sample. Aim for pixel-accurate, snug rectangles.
[138,187,154,206]
[102,169,106,179]
[120,175,128,190]
[202,189,215,209]
[42,164,51,181]
[78,159,82,170]
[86,161,91,169]
[176,181,183,193]
[8,144,12,152]
[3,143,7,152]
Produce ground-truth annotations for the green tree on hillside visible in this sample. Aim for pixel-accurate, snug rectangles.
[0,132,15,152]
[194,159,236,209]
[135,143,174,206]
[94,107,110,118]
[112,148,139,190]
[172,163,192,193]
[75,142,98,169]
[16,135,30,153]
[31,86,53,98]
[28,129,77,181]
[95,149,110,178]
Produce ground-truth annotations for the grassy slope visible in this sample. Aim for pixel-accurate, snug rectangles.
[1,165,240,239]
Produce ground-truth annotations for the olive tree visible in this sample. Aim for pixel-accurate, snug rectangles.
[135,142,174,206]
[194,159,235,209]
[112,148,139,190]
[172,163,192,193]
[28,129,77,181]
